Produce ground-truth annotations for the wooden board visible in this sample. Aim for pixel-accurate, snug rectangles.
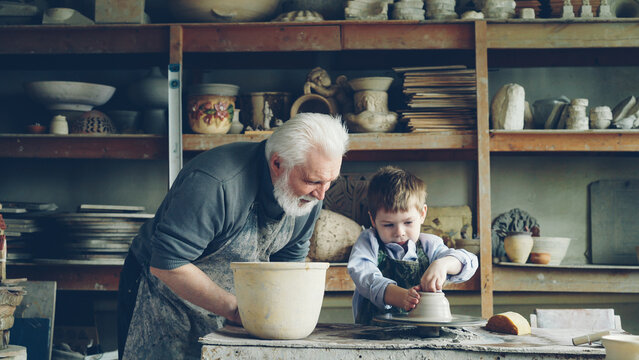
[590,180,639,265]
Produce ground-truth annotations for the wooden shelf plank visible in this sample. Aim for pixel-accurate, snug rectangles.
[493,263,639,293]
[490,130,639,152]
[183,131,477,152]
[0,134,167,159]
[182,24,341,52]
[7,264,122,291]
[0,25,169,54]
[341,22,475,50]
[487,21,639,49]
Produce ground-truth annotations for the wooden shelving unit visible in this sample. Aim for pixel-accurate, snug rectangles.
[1,21,639,318]
[0,134,167,159]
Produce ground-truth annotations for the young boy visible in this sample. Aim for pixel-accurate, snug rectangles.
[347,166,478,324]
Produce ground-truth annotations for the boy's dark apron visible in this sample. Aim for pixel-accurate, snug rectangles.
[356,238,430,325]
[122,203,294,360]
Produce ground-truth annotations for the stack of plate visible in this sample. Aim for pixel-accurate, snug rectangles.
[394,65,477,132]
[38,212,152,265]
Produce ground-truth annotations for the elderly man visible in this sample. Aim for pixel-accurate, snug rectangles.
[117,112,349,359]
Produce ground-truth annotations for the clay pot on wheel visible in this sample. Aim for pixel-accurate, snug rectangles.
[408,292,452,322]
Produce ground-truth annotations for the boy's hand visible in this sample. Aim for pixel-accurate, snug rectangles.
[420,256,462,292]
[384,284,421,311]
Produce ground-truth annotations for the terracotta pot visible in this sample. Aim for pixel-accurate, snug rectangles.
[530,252,551,265]
[408,292,452,322]
[187,83,239,134]
[503,232,533,263]
[231,262,329,340]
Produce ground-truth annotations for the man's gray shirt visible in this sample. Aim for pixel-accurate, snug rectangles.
[130,140,321,269]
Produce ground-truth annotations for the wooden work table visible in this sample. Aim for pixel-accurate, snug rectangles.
[200,323,607,359]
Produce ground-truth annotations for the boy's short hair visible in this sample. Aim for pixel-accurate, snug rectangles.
[367,166,427,220]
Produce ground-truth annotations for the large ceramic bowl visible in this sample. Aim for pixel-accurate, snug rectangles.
[25,81,116,112]
[531,237,571,265]
[231,262,329,340]
[169,0,281,22]
[602,334,639,360]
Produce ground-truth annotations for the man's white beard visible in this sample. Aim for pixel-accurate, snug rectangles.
[273,169,318,217]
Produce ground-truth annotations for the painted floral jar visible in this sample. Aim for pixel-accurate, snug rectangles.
[187,83,240,134]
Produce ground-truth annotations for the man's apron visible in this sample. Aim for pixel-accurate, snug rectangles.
[122,202,294,359]
[356,238,430,325]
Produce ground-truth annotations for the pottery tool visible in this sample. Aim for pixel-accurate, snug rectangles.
[572,330,611,346]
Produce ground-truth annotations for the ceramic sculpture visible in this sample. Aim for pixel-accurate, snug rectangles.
[302,67,352,115]
[345,77,397,133]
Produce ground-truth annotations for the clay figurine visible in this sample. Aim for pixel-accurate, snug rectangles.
[303,67,353,114]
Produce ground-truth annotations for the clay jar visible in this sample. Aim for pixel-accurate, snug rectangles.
[408,292,452,322]
[187,83,239,134]
[503,231,534,263]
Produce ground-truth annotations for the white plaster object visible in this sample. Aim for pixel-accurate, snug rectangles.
[612,95,636,123]
[391,0,425,20]
[461,10,485,18]
[482,0,516,18]
[520,7,536,18]
[308,209,362,262]
[562,0,575,17]
[491,83,525,130]
[589,106,612,129]
[345,0,390,20]
[598,0,613,17]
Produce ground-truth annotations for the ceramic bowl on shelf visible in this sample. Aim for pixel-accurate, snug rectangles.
[169,0,281,22]
[230,262,329,340]
[503,231,533,264]
[24,81,116,112]
[531,237,571,265]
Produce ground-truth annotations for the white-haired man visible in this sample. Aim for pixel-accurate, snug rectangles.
[117,113,349,359]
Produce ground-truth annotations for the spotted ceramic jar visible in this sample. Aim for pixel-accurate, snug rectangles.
[187,83,240,134]
[71,110,116,134]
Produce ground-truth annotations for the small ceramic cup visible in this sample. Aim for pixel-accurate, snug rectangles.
[408,292,452,322]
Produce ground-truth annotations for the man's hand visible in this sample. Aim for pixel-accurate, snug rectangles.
[419,256,462,292]
[150,263,242,325]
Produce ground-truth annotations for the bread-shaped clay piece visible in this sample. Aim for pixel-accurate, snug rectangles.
[485,311,532,335]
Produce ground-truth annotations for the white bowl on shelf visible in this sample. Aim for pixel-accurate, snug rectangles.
[25,81,116,112]
[531,237,571,265]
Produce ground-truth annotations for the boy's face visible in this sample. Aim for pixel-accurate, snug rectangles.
[370,205,427,246]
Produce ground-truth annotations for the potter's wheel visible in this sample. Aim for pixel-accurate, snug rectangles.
[374,313,485,337]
